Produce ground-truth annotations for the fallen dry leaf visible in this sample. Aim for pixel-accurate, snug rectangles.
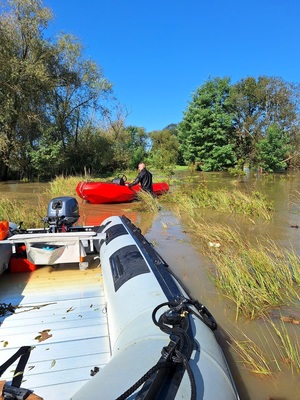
[35,329,52,342]
[281,315,300,325]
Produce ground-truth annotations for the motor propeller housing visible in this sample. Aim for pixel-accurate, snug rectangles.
[45,196,80,230]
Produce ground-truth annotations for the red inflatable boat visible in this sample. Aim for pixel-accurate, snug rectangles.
[75,177,169,204]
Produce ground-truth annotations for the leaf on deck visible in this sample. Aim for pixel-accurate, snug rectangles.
[35,329,52,342]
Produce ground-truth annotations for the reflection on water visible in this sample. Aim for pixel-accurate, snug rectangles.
[1,173,300,400]
[77,201,154,233]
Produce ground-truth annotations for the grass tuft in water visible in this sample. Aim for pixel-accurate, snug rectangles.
[0,198,48,228]
[47,175,85,197]
[267,316,300,374]
[131,191,161,212]
[165,186,273,219]
[210,239,300,320]
[169,212,300,320]
[226,328,275,376]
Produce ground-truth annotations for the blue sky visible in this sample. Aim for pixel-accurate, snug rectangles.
[44,0,300,132]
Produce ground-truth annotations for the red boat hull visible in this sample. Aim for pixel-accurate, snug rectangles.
[75,181,169,204]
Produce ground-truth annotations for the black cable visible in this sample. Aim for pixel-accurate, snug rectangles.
[116,300,197,400]
[115,361,175,400]
[174,350,197,400]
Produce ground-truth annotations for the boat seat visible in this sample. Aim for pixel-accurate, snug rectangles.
[111,177,125,185]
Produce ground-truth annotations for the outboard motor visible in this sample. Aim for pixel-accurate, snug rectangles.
[44,196,80,232]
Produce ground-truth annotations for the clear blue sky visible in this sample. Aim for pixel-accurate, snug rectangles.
[44,0,300,132]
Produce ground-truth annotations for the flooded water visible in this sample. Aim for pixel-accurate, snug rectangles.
[0,172,300,400]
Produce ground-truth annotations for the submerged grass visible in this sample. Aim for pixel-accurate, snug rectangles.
[226,316,300,376]
[225,327,275,376]
[170,187,300,376]
[131,191,161,212]
[171,205,300,320]
[164,186,274,220]
[267,317,300,374]
[212,240,299,320]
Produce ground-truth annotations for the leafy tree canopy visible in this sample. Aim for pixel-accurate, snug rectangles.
[148,129,179,171]
[178,77,236,171]
[255,124,292,172]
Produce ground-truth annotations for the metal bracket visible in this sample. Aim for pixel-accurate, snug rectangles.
[3,383,31,400]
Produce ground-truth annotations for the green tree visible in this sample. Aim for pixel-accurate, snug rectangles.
[255,124,292,172]
[29,132,63,180]
[230,76,299,167]
[178,77,236,171]
[49,33,112,152]
[0,0,55,179]
[148,129,179,170]
[0,0,113,180]
[65,124,114,175]
[124,126,148,169]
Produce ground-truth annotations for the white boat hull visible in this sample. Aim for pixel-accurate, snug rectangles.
[0,212,239,400]
[71,215,239,400]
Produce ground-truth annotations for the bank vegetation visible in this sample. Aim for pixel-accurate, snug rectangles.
[2,0,300,183]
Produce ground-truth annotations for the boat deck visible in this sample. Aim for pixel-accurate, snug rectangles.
[0,257,111,400]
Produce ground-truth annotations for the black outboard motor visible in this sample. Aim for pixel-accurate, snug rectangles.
[44,196,80,232]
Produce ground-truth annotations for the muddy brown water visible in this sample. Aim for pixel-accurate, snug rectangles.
[0,171,300,400]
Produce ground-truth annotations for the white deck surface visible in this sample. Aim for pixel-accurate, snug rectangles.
[0,258,111,400]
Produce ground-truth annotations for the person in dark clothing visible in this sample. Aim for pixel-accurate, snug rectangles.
[126,163,153,193]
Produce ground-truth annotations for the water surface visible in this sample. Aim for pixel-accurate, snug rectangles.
[0,172,299,400]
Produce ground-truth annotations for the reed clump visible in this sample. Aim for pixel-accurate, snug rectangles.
[210,240,300,320]
[131,191,161,212]
[0,198,48,228]
[168,181,300,378]
[164,186,274,220]
[169,212,300,320]
[47,175,85,196]
[266,317,300,374]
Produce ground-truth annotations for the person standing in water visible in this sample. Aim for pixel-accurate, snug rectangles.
[126,163,153,193]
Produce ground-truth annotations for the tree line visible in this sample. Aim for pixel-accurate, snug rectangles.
[178,76,300,172]
[1,0,299,182]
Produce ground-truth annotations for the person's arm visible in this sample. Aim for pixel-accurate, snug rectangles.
[127,173,142,187]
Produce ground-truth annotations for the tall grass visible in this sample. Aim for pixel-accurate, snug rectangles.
[171,201,299,320]
[226,327,276,376]
[47,175,83,196]
[0,198,48,228]
[164,186,274,220]
[132,191,161,212]
[210,240,300,319]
